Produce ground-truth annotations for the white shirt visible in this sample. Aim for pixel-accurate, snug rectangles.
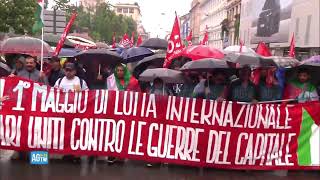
[54,76,88,91]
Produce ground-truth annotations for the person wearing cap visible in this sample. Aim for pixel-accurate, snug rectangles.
[48,56,64,87]
[16,56,48,84]
[228,65,258,103]
[54,62,88,91]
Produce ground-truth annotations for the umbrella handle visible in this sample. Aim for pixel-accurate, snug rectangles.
[98,64,101,76]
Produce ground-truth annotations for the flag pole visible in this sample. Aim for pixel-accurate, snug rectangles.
[40,3,44,72]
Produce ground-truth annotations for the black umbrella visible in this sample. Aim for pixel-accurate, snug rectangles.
[75,49,122,66]
[42,34,74,48]
[262,56,300,68]
[224,52,276,67]
[121,47,154,63]
[133,53,165,78]
[180,58,229,72]
[140,38,168,50]
[139,68,184,83]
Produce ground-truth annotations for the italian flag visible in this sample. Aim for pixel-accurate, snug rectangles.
[297,109,320,166]
[32,0,44,33]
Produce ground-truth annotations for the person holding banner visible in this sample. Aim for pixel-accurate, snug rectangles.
[106,63,140,164]
[10,56,25,75]
[256,67,282,102]
[205,70,228,101]
[48,56,64,87]
[16,56,48,84]
[283,68,319,103]
[150,78,172,96]
[107,64,140,92]
[178,72,199,98]
[228,65,258,103]
[54,62,88,92]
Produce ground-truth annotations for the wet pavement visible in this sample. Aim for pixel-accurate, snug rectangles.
[0,159,319,180]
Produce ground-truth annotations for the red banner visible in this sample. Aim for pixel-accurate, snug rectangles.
[54,12,77,57]
[0,77,319,170]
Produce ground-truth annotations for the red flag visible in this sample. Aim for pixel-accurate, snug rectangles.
[256,41,272,56]
[289,33,295,57]
[120,33,132,48]
[136,34,143,46]
[239,39,244,53]
[186,30,193,46]
[131,31,135,47]
[252,42,273,86]
[163,15,183,68]
[112,32,116,48]
[201,26,209,45]
[54,12,77,56]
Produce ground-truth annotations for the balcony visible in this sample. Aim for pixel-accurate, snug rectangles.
[226,0,241,9]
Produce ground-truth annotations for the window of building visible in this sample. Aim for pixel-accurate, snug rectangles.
[123,8,128,13]
[117,8,122,13]
[130,8,134,13]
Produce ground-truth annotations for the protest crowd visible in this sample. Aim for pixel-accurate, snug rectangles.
[0,7,319,176]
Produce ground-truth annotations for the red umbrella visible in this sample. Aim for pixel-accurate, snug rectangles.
[0,36,53,57]
[180,45,224,60]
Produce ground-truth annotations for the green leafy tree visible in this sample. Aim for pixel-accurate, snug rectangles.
[0,0,37,34]
[57,1,137,43]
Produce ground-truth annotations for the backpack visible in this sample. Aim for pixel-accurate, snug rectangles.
[57,76,84,89]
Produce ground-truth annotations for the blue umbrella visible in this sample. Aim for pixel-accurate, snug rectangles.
[58,48,81,58]
[121,47,154,63]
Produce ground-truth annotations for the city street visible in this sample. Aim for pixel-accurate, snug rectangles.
[0,0,320,179]
[0,159,319,180]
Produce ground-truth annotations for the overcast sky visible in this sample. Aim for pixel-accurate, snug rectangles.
[49,0,192,38]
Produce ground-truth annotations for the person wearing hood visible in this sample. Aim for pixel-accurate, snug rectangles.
[106,63,140,164]
[107,63,140,92]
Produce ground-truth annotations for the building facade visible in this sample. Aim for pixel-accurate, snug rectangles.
[189,0,201,44]
[240,0,319,59]
[199,0,227,49]
[180,13,191,40]
[113,3,142,25]
[137,24,150,41]
[79,0,99,8]
[225,0,241,46]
